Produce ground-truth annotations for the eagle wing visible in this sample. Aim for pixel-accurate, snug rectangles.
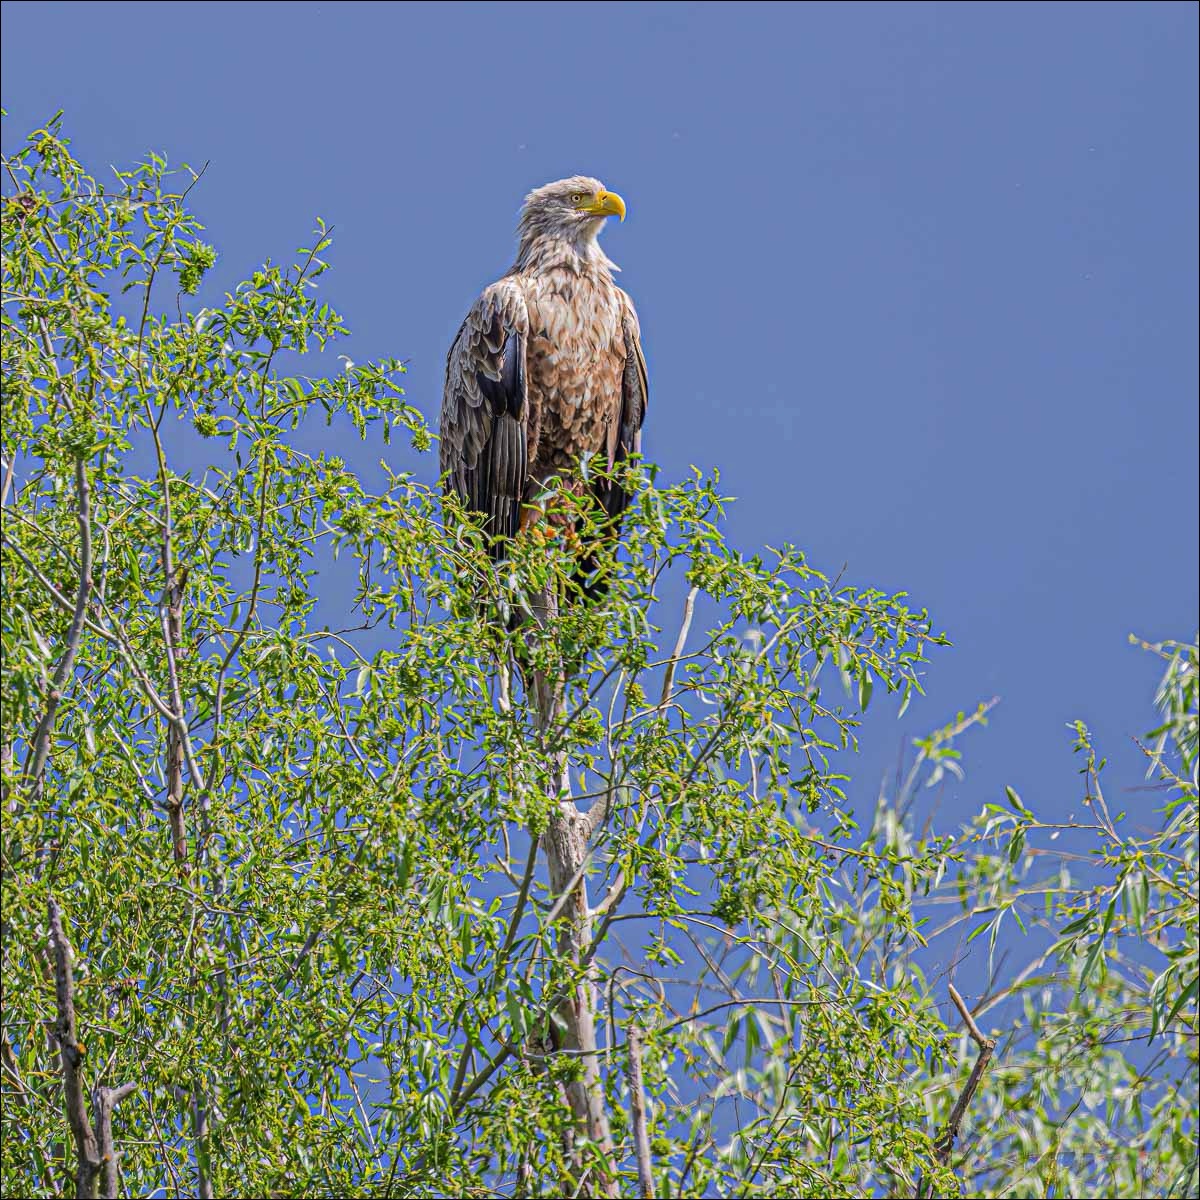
[596,290,649,519]
[440,280,531,548]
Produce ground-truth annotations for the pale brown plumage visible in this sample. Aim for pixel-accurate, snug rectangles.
[440,177,648,561]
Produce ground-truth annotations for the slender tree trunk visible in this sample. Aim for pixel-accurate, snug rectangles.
[47,900,135,1199]
[529,582,617,1198]
[158,557,214,1199]
[164,566,188,871]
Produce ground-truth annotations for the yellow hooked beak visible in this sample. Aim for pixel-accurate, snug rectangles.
[582,189,626,222]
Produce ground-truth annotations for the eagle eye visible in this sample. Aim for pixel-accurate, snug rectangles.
[570,193,584,205]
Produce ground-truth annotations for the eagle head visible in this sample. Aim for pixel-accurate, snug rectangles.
[517,176,626,253]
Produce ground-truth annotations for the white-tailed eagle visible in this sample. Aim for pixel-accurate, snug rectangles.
[439,177,648,570]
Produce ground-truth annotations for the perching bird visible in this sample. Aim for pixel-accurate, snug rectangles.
[439,177,648,583]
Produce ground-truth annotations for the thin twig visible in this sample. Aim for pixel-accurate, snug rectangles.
[497,836,541,968]
[0,537,176,721]
[528,998,818,1061]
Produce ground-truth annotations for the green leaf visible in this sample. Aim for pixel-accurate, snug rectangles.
[1158,971,1199,1038]
[1077,937,1106,994]
[1004,786,1031,817]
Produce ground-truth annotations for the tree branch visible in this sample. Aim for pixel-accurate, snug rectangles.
[0,451,15,508]
[25,452,92,791]
[917,984,997,1198]
[658,584,698,710]
[496,835,541,969]
[162,565,189,871]
[626,1024,653,1199]
[1,535,198,762]
[47,901,138,1199]
[48,898,100,1198]
[94,1081,137,1199]
[193,1086,213,1200]
[528,578,617,1197]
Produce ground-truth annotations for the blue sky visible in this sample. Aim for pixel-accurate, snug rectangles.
[3,0,1196,826]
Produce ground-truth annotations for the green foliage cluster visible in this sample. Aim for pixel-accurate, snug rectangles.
[1,118,1195,1198]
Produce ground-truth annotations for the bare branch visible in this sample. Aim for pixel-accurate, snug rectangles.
[591,873,628,921]
[948,983,990,1050]
[0,452,14,508]
[658,584,699,710]
[917,985,997,1198]
[94,1081,137,1199]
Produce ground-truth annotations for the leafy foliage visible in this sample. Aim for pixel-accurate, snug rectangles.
[2,118,1195,1198]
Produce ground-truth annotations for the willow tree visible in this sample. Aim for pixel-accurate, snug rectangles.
[2,118,1195,1199]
